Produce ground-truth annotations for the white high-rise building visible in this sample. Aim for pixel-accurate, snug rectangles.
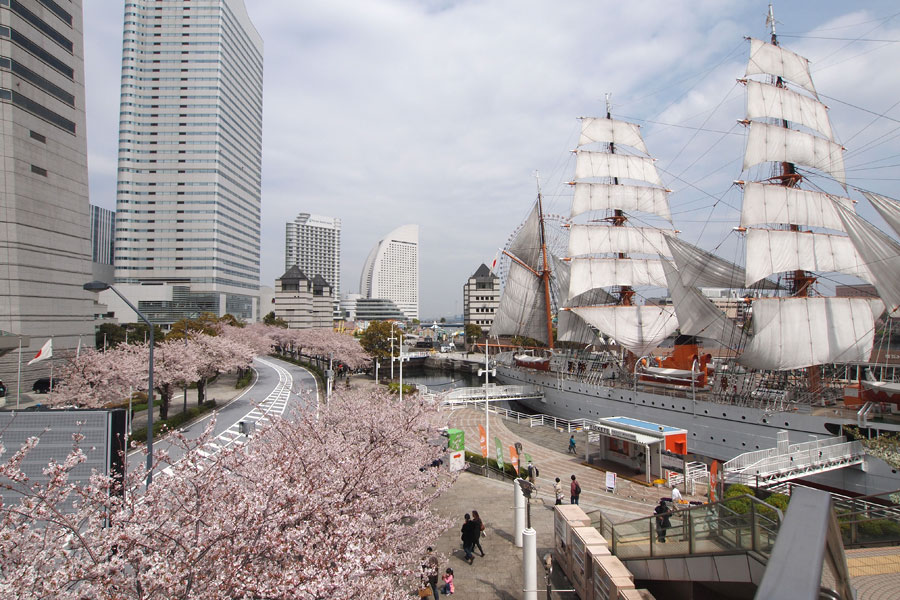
[0,0,95,386]
[285,213,341,314]
[360,224,419,321]
[111,0,263,324]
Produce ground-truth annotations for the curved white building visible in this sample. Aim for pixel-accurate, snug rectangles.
[360,224,419,321]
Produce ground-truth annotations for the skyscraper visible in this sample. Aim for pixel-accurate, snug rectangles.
[360,224,419,321]
[0,0,94,382]
[111,0,263,324]
[285,213,341,314]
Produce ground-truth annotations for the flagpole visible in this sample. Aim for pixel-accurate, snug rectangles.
[49,336,54,394]
[16,338,22,410]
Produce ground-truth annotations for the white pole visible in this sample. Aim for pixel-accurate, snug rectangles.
[399,342,404,403]
[514,479,526,548]
[390,322,395,380]
[522,527,538,600]
[15,338,22,409]
[485,342,490,458]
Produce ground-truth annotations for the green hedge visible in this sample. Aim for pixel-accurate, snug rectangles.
[130,400,217,444]
[235,369,253,389]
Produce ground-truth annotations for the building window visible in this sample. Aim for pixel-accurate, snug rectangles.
[30,164,47,176]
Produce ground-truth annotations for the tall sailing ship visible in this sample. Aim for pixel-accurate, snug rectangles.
[490,11,900,495]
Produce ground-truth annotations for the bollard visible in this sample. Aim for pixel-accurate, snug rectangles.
[514,479,526,548]
[522,527,537,600]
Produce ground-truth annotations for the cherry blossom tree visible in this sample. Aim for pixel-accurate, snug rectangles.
[190,333,255,404]
[0,387,453,599]
[152,339,200,420]
[47,345,147,408]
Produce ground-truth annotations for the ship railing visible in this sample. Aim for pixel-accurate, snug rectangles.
[592,494,783,561]
[724,436,857,473]
[438,394,592,432]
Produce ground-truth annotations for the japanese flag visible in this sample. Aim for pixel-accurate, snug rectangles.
[28,339,53,365]
[489,249,501,273]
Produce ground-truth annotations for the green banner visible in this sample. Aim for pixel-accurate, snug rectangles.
[447,429,465,452]
[494,436,504,471]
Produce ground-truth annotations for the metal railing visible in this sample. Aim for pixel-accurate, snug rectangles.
[724,435,865,487]
[591,494,783,562]
[434,391,592,433]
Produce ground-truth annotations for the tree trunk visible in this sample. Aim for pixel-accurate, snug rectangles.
[197,378,206,405]
[157,384,171,421]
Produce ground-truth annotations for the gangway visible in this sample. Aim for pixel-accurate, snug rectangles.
[723,430,865,488]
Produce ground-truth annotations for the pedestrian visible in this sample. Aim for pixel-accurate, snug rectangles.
[671,486,683,505]
[654,499,671,543]
[424,547,440,599]
[471,509,486,557]
[527,461,540,484]
[460,513,481,564]
[441,568,455,595]
[554,477,564,505]
[568,435,576,454]
[570,474,581,505]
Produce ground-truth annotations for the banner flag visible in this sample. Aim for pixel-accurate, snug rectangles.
[28,339,52,365]
[509,445,519,476]
[494,436,504,471]
[478,424,488,458]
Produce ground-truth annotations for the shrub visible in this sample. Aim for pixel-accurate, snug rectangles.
[724,484,755,499]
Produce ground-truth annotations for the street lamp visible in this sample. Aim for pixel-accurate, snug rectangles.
[83,281,155,487]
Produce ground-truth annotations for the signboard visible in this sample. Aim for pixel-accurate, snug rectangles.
[605,471,617,493]
[495,436,505,471]
[596,425,639,443]
[449,450,465,472]
[478,424,488,458]
[509,445,520,475]
[446,428,465,452]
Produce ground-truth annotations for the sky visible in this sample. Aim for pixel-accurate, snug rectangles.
[81,1,900,320]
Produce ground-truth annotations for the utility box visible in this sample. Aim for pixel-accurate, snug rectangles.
[553,505,591,581]
[572,526,611,600]
[592,554,635,600]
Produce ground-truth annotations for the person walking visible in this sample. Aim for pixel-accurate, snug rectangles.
[654,499,671,543]
[554,477,564,505]
[570,474,581,505]
[424,547,440,599]
[671,486,683,505]
[526,461,540,484]
[460,513,481,564]
[471,510,486,557]
[568,435,577,454]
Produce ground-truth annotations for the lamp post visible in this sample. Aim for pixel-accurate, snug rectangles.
[83,281,155,487]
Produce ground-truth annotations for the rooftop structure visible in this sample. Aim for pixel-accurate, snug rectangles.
[463,263,500,329]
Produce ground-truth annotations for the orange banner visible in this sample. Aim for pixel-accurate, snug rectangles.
[478,425,488,458]
[709,460,719,503]
[509,445,519,475]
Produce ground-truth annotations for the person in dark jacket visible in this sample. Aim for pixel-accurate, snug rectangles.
[460,513,481,564]
[654,499,671,542]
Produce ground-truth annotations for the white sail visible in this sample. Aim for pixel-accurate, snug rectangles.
[575,151,663,186]
[507,202,544,270]
[569,225,673,258]
[746,80,833,140]
[489,259,549,344]
[571,183,672,221]
[739,297,880,370]
[863,191,900,239]
[578,117,649,154]
[745,228,872,286]
[569,258,667,298]
[836,203,900,316]
[664,235,777,290]
[571,305,678,357]
[741,182,853,230]
[744,121,846,184]
[746,37,817,97]
[557,310,601,345]
[661,259,745,349]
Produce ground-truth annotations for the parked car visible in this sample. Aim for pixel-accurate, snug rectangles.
[32,377,54,394]
[0,379,6,398]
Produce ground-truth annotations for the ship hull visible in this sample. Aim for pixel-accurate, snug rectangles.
[496,363,900,496]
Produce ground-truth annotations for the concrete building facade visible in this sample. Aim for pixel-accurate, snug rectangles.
[0,0,95,389]
[463,264,500,329]
[273,266,332,330]
[110,0,263,325]
[285,213,341,315]
[359,224,419,322]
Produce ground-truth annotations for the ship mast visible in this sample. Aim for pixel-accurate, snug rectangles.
[768,3,820,390]
[605,94,635,307]
[536,175,555,349]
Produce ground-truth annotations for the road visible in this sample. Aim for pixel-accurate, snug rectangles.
[129,356,320,476]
